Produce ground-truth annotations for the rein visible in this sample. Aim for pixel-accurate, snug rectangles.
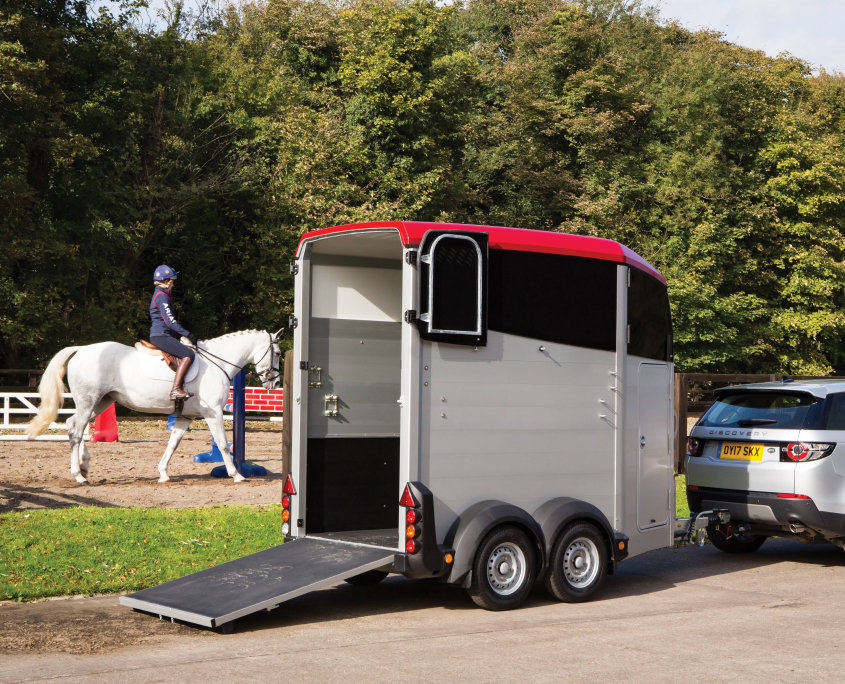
[192,333,280,384]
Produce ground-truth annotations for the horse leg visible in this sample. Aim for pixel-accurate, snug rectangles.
[157,416,193,483]
[67,404,97,484]
[67,414,87,484]
[204,413,245,483]
[79,398,114,480]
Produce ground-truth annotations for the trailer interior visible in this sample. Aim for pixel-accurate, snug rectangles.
[304,230,404,549]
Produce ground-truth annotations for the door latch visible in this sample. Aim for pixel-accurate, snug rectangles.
[308,365,322,388]
[324,393,339,417]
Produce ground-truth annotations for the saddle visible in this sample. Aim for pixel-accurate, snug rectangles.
[136,340,179,372]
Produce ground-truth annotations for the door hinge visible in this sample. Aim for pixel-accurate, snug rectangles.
[299,360,309,370]
[289,315,298,329]
[405,249,418,266]
[404,309,417,324]
[290,262,299,276]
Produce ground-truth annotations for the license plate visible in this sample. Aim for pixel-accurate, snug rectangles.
[719,442,764,461]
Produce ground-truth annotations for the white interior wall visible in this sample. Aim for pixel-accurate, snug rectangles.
[311,263,402,322]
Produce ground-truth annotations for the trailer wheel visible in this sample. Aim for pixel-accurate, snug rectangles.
[344,570,389,586]
[468,526,536,611]
[545,522,607,603]
[708,528,767,553]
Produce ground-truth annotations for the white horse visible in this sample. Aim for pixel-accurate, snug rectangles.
[26,329,282,484]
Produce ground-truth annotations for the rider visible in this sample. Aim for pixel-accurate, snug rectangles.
[149,265,197,400]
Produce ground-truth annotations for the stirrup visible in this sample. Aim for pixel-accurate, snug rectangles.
[170,388,194,400]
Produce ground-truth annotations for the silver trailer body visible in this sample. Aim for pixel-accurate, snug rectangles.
[290,221,675,566]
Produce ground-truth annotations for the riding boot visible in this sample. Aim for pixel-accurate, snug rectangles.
[169,357,194,400]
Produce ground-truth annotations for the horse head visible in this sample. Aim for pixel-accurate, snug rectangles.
[254,329,282,390]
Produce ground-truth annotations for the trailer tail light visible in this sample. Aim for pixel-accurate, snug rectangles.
[400,484,421,554]
[281,475,296,536]
[782,443,834,462]
[399,485,417,508]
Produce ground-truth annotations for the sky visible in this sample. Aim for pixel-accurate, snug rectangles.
[97,0,845,74]
[656,0,845,73]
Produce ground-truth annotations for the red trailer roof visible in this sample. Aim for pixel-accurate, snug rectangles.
[297,221,665,284]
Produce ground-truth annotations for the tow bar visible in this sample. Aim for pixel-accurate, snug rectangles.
[674,509,731,546]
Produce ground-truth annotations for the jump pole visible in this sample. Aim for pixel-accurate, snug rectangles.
[211,370,267,478]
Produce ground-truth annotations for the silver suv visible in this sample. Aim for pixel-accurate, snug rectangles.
[686,379,845,553]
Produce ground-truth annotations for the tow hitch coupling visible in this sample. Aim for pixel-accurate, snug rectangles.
[674,509,731,546]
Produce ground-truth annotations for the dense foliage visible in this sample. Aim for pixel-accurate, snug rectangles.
[2,0,844,372]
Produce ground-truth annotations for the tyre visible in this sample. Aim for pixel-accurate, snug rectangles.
[708,527,767,553]
[468,526,537,611]
[344,570,389,586]
[545,522,608,603]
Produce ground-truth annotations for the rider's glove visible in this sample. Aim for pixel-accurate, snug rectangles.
[188,333,198,347]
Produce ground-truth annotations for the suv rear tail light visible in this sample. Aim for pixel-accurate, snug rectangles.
[686,438,701,458]
[782,443,834,462]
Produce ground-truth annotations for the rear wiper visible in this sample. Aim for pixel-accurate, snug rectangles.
[737,418,778,427]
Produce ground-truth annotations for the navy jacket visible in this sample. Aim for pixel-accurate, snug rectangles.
[150,286,191,339]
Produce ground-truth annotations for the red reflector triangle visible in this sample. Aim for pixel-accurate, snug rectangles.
[283,474,297,495]
[399,484,417,508]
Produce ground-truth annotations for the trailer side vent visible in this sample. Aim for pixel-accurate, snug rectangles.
[418,231,488,346]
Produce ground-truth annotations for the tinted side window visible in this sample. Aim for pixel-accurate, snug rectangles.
[823,393,845,429]
[628,269,672,361]
[487,250,616,351]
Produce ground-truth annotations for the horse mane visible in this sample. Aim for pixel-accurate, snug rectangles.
[201,329,266,344]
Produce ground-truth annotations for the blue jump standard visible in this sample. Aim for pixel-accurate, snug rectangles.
[211,370,267,477]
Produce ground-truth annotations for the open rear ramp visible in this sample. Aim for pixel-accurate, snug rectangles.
[119,537,395,629]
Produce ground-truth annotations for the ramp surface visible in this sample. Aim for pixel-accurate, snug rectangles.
[120,537,394,628]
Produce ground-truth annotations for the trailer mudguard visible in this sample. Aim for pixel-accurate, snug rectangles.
[443,500,545,587]
[532,497,625,575]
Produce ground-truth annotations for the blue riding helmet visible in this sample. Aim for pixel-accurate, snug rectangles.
[153,265,179,282]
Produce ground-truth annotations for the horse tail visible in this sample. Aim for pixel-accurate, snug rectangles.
[26,347,79,438]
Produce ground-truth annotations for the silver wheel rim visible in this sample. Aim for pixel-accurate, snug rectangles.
[563,537,600,588]
[486,542,527,596]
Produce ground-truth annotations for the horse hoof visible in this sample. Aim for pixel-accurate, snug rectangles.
[158,474,170,483]
[75,474,89,484]
[233,473,246,483]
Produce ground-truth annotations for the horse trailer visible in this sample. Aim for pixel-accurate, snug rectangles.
[122,221,724,630]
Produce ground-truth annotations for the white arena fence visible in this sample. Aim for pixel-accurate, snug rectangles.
[0,392,89,441]
[1,387,284,440]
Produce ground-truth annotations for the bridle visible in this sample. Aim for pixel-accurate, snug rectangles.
[193,332,281,385]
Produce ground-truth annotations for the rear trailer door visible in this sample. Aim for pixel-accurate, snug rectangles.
[120,537,394,629]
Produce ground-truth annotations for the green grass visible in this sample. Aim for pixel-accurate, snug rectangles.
[0,505,281,601]
[676,473,690,518]
[1,478,693,602]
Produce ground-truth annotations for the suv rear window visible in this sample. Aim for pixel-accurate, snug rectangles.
[699,392,823,430]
